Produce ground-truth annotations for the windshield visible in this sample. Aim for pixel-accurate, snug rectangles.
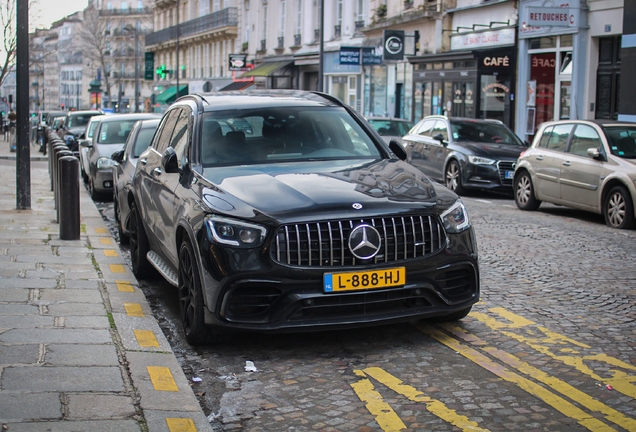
[200,106,382,166]
[603,126,636,159]
[450,120,523,146]
[67,113,98,128]
[97,120,138,144]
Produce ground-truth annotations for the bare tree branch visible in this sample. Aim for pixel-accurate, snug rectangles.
[0,0,17,86]
[76,3,112,100]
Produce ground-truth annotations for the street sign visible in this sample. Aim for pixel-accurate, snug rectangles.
[144,52,155,80]
[383,30,405,61]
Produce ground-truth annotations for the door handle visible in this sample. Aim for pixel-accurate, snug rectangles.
[152,167,162,176]
[535,156,544,161]
[140,158,147,165]
[562,161,571,167]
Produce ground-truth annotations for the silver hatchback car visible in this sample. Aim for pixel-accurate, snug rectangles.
[514,119,636,229]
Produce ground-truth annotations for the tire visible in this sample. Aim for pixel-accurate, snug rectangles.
[433,306,472,322]
[114,197,129,245]
[445,160,466,195]
[129,201,155,279]
[514,171,541,211]
[178,240,219,346]
[603,186,635,229]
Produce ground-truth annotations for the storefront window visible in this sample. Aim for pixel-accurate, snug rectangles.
[369,66,387,117]
[480,75,511,123]
[530,37,557,49]
[530,52,556,129]
[422,82,432,118]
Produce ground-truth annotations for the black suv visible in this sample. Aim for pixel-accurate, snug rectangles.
[129,91,479,345]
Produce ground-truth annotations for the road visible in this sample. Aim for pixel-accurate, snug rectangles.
[96,192,636,431]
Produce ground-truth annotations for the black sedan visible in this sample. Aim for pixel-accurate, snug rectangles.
[129,91,480,345]
[402,116,527,194]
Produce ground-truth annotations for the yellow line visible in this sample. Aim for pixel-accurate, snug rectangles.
[351,370,407,432]
[414,323,615,432]
[95,227,108,234]
[124,302,144,317]
[99,237,113,245]
[116,281,134,292]
[134,329,160,348]
[104,249,118,257]
[109,264,126,273]
[166,417,197,432]
[361,367,488,432]
[147,366,179,392]
[443,323,636,431]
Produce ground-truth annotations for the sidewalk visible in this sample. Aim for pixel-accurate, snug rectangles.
[0,138,211,431]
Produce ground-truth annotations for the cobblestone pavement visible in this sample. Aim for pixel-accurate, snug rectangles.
[99,193,636,431]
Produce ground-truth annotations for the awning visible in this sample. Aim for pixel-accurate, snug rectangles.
[156,85,189,104]
[240,61,293,77]
[219,81,254,91]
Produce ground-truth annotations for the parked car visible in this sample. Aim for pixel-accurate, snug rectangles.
[59,110,103,156]
[401,116,527,194]
[111,118,160,244]
[367,117,415,145]
[514,119,636,229]
[82,113,160,200]
[128,90,480,345]
[78,115,108,183]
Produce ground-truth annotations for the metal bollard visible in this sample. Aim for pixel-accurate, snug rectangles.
[49,143,67,192]
[58,156,80,240]
[54,149,73,219]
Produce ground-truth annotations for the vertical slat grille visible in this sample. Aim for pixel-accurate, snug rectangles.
[498,161,515,185]
[272,215,446,267]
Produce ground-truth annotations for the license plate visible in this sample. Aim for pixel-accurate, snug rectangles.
[324,267,406,292]
[505,170,514,179]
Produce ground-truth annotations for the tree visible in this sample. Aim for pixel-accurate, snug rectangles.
[0,0,17,86]
[76,3,113,105]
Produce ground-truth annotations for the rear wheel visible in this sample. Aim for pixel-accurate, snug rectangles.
[129,201,155,278]
[514,171,541,211]
[178,240,219,346]
[445,160,466,195]
[604,186,635,229]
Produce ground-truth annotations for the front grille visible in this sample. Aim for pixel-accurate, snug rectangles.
[272,215,446,267]
[497,161,515,185]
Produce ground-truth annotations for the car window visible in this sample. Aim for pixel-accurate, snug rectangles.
[537,126,554,148]
[568,125,602,157]
[200,106,382,166]
[416,120,435,137]
[170,109,190,168]
[87,120,100,139]
[542,124,572,152]
[154,109,181,153]
[431,121,448,141]
[97,120,139,144]
[132,126,159,158]
[67,114,97,128]
[603,126,636,159]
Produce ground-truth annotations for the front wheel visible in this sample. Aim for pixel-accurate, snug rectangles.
[514,171,541,211]
[178,240,220,346]
[445,160,466,195]
[604,186,635,229]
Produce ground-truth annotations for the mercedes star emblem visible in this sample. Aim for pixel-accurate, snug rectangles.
[348,224,382,260]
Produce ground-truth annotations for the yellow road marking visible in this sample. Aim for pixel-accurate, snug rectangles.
[124,302,144,317]
[351,370,407,432]
[147,366,179,392]
[109,264,126,273]
[99,237,113,245]
[414,323,615,432]
[104,249,118,257]
[473,308,636,399]
[116,281,134,292]
[166,417,197,432]
[95,227,108,234]
[442,323,636,431]
[134,329,160,348]
[360,367,488,432]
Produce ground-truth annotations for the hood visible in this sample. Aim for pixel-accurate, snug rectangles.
[200,159,457,223]
[458,142,525,160]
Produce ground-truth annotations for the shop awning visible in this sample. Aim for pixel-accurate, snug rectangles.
[156,85,189,104]
[219,81,254,91]
[240,61,293,77]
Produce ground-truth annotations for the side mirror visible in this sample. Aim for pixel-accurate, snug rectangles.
[79,139,92,148]
[111,149,124,163]
[587,147,605,161]
[432,133,447,146]
[524,140,531,147]
[389,139,407,161]
[162,147,180,173]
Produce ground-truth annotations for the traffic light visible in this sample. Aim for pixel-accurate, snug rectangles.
[8,94,12,104]
[414,30,420,53]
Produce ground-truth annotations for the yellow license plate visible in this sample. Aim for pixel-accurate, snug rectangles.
[324,267,406,292]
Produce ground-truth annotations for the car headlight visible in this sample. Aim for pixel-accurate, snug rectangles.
[468,156,496,165]
[97,156,115,170]
[441,199,471,233]
[205,215,267,248]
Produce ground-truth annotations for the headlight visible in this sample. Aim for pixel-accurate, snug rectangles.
[205,215,267,248]
[97,156,115,169]
[441,199,471,233]
[468,156,496,165]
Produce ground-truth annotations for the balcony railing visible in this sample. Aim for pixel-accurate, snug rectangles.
[260,39,266,51]
[145,7,237,46]
[294,34,301,46]
[314,29,320,42]
[334,25,341,38]
[99,7,153,16]
[277,37,284,49]
[355,20,365,30]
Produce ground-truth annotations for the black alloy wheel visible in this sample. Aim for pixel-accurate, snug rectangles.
[514,171,541,211]
[178,240,218,346]
[604,186,635,229]
[128,201,155,278]
[445,160,466,195]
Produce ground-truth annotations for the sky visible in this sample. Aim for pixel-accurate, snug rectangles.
[31,0,89,30]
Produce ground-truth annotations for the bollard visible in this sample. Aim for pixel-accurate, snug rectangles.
[59,156,80,240]
[55,149,73,220]
[50,143,67,192]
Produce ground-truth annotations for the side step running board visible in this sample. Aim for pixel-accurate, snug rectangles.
[147,251,178,287]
